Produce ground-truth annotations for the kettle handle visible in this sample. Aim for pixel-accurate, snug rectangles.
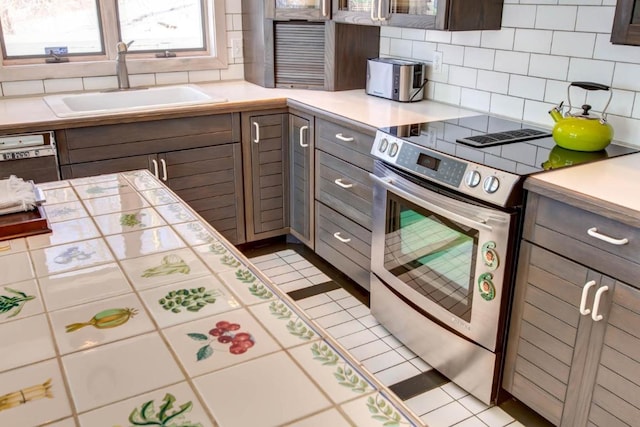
[570,81,610,92]
[566,81,613,122]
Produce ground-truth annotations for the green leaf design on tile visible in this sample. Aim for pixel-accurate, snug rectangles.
[269,301,292,319]
[128,392,203,427]
[142,254,190,277]
[120,211,145,227]
[365,394,408,426]
[334,366,369,393]
[310,342,339,365]
[197,344,214,361]
[187,333,209,341]
[248,283,273,300]
[235,268,256,283]
[158,288,219,314]
[0,287,36,318]
[286,320,314,340]
[221,255,241,267]
[208,242,228,255]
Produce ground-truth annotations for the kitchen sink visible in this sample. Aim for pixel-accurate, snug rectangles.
[44,85,226,117]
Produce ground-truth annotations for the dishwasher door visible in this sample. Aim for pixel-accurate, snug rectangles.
[0,132,60,183]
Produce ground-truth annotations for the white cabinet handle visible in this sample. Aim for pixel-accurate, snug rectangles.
[334,178,353,189]
[579,280,597,316]
[587,227,629,246]
[591,286,609,322]
[321,0,328,17]
[333,232,351,243]
[253,122,260,143]
[300,125,309,148]
[370,0,378,21]
[151,158,159,178]
[335,133,354,142]
[160,158,168,181]
[378,0,387,21]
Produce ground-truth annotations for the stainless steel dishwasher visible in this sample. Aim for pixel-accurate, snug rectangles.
[0,131,59,183]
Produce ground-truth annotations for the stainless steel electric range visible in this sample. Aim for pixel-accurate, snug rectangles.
[368,114,638,404]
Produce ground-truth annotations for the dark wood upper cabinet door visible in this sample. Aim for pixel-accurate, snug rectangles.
[611,0,640,45]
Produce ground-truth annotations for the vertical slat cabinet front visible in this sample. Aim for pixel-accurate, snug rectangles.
[289,111,314,249]
[242,111,289,242]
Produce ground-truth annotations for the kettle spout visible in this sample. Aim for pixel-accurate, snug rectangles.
[549,101,564,123]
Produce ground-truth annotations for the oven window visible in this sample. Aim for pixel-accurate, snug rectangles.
[384,194,479,322]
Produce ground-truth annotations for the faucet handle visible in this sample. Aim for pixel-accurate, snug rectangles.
[116,40,134,53]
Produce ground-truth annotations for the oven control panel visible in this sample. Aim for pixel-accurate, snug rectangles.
[372,131,522,207]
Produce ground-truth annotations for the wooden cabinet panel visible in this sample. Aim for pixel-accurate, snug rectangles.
[316,118,375,172]
[60,155,151,179]
[289,111,314,248]
[611,0,640,45]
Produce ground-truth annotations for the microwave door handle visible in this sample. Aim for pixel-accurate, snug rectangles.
[370,173,493,232]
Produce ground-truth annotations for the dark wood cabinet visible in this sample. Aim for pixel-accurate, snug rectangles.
[241,110,289,242]
[56,114,246,244]
[265,0,331,20]
[289,110,314,248]
[611,0,640,45]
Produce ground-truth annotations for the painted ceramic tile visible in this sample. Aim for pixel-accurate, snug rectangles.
[93,207,166,235]
[45,418,78,427]
[69,173,122,187]
[0,279,43,324]
[82,192,150,216]
[43,200,88,224]
[163,308,282,378]
[62,332,184,413]
[78,382,213,427]
[282,409,352,427]
[289,341,375,404]
[49,293,154,355]
[155,203,197,225]
[217,267,277,306]
[192,242,245,273]
[0,238,26,255]
[0,314,56,372]
[121,248,211,291]
[0,359,72,427]
[38,263,132,311]
[36,180,70,190]
[30,238,114,277]
[140,188,178,206]
[340,393,417,427]
[122,170,164,191]
[105,226,186,260]
[173,221,220,246]
[248,301,318,349]
[27,217,100,249]
[42,187,78,205]
[139,276,240,328]
[73,179,134,200]
[193,351,330,427]
[0,251,34,285]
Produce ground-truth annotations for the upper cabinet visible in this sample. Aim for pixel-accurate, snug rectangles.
[611,0,640,45]
[266,0,331,20]
[332,0,503,31]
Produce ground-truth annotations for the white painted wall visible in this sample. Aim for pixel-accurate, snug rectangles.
[380,0,640,147]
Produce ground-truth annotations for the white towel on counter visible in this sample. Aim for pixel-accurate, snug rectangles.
[0,175,37,215]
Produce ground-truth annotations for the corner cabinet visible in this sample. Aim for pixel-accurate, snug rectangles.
[55,114,246,245]
[503,191,640,426]
[288,110,315,248]
[241,109,289,242]
[611,0,640,45]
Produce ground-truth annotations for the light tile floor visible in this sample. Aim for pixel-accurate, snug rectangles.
[248,249,536,427]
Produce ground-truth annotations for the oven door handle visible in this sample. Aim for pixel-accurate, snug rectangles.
[370,173,494,232]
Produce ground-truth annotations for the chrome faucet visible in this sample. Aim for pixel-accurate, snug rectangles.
[115,40,134,90]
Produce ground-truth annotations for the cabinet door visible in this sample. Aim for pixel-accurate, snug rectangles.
[242,112,289,241]
[60,155,153,179]
[268,0,330,20]
[332,0,379,25]
[611,0,640,45]
[158,144,245,245]
[289,112,314,248]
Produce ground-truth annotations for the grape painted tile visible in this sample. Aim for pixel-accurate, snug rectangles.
[248,300,319,349]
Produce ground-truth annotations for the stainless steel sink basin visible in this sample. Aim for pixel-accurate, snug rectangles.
[44,85,226,117]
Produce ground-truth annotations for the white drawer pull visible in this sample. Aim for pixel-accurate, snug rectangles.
[253,122,260,143]
[335,133,354,142]
[334,178,353,189]
[151,158,159,178]
[300,125,309,148]
[333,232,351,243]
[579,280,596,316]
[592,286,609,322]
[587,227,629,246]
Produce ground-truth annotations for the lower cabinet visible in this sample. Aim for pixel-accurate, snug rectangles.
[288,110,314,249]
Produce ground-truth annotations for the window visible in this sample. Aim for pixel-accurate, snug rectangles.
[0,0,227,81]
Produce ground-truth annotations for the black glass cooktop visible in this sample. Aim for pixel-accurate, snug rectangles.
[380,115,639,176]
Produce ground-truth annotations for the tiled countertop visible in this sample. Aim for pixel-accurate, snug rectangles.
[0,170,421,427]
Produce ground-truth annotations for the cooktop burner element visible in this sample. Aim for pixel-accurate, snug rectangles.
[457,128,551,148]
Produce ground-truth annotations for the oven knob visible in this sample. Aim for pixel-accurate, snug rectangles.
[464,170,481,188]
[483,176,500,194]
[389,142,399,157]
[378,138,389,153]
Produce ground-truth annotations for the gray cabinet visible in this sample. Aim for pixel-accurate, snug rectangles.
[266,0,330,20]
[241,110,289,242]
[503,191,640,426]
[289,110,314,248]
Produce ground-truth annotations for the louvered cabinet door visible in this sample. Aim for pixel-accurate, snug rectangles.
[274,21,326,89]
[288,111,314,249]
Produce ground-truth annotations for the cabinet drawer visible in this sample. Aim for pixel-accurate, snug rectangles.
[316,150,373,230]
[525,193,640,287]
[316,118,375,172]
[315,202,371,290]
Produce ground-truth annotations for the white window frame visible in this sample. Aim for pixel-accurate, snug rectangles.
[0,0,227,82]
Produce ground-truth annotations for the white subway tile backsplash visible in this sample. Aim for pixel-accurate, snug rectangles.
[129,74,156,88]
[576,6,616,33]
[501,5,536,28]
[411,41,438,61]
[529,54,570,80]
[224,0,241,14]
[490,94,525,119]
[633,96,640,119]
[608,115,640,145]
[380,26,403,38]
[449,66,477,88]
[588,89,634,117]
[220,63,244,80]
[509,75,546,100]
[402,28,426,41]
[593,34,640,64]
[2,80,45,96]
[426,30,452,43]
[189,70,222,83]
[523,99,557,127]
[514,29,553,54]
[568,58,615,85]
[390,38,413,58]
[379,37,391,56]
[545,79,573,104]
[451,31,482,47]
[481,28,515,50]
[83,76,118,91]
[560,0,602,5]
[494,50,530,75]
[551,31,595,58]
[613,63,640,92]
[535,6,578,31]
[43,78,84,94]
[439,44,465,66]
[232,14,243,31]
[460,88,491,112]
[156,72,189,85]
[463,47,495,70]
[433,83,461,105]
[477,70,510,94]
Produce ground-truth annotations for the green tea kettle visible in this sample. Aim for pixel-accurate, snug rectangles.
[548,81,614,152]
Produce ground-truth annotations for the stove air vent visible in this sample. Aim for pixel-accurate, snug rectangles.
[457,128,551,148]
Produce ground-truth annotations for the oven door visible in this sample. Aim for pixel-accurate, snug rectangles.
[370,161,516,352]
